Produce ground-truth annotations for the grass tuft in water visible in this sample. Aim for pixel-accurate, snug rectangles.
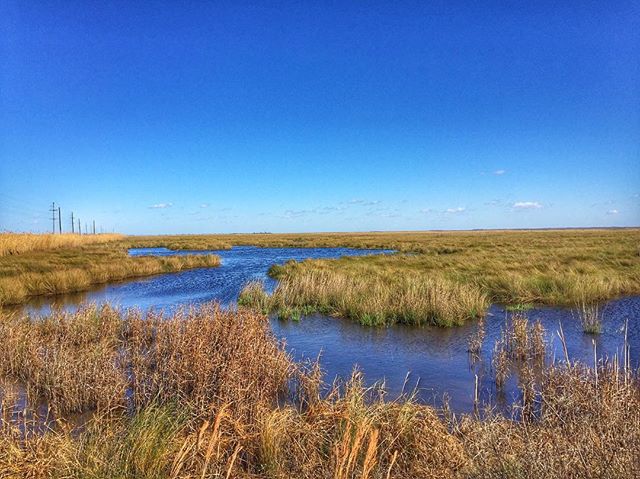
[576,299,603,334]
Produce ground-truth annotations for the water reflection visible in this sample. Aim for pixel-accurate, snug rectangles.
[10,246,639,413]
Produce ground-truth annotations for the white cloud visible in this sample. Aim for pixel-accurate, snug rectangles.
[148,202,173,209]
[200,203,210,208]
[282,209,311,219]
[445,207,466,214]
[607,209,619,215]
[493,169,506,175]
[346,199,381,206]
[513,201,542,210]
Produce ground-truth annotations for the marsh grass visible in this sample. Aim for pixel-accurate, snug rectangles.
[124,235,232,251]
[0,233,124,256]
[576,299,603,334]
[4,229,638,317]
[237,280,270,314]
[0,304,290,418]
[232,229,640,326]
[0,240,220,306]
[241,269,488,326]
[467,318,485,359]
[1,305,639,478]
[492,313,547,389]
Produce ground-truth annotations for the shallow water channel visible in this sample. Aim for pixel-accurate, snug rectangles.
[18,246,640,414]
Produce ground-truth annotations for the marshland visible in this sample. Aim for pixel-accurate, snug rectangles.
[3,2,639,476]
[1,229,639,477]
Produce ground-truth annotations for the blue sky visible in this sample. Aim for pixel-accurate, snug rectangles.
[1,1,638,234]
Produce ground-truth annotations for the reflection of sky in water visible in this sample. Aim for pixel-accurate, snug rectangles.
[20,246,392,315]
[13,246,640,414]
[273,296,640,413]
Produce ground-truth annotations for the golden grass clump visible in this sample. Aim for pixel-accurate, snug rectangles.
[0,233,124,256]
[125,304,291,420]
[0,306,126,414]
[467,317,485,358]
[0,304,290,419]
[241,268,488,326]
[492,313,547,389]
[575,297,603,334]
[237,280,271,314]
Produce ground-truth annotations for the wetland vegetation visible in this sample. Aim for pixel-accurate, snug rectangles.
[0,233,220,306]
[3,229,639,325]
[238,228,640,326]
[0,304,638,478]
[1,230,639,476]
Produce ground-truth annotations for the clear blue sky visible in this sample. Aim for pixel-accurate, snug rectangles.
[1,1,638,234]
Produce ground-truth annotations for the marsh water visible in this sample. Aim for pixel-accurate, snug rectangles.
[17,246,640,413]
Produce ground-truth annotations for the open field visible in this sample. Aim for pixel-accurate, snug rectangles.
[0,234,220,306]
[0,304,638,478]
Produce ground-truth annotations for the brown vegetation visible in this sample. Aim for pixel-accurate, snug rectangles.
[0,235,220,305]
[0,233,124,256]
[0,304,638,478]
[240,270,488,326]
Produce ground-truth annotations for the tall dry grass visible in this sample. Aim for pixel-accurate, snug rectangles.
[0,304,289,417]
[0,304,638,478]
[0,233,124,256]
[240,269,488,326]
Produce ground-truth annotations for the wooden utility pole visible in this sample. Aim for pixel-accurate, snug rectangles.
[71,212,75,233]
[58,207,62,234]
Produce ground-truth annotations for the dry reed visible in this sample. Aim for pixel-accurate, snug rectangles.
[0,305,638,478]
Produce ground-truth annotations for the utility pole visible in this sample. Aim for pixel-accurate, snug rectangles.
[58,207,62,234]
[49,202,56,234]
[71,212,75,234]
[92,220,96,235]
[78,218,81,235]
